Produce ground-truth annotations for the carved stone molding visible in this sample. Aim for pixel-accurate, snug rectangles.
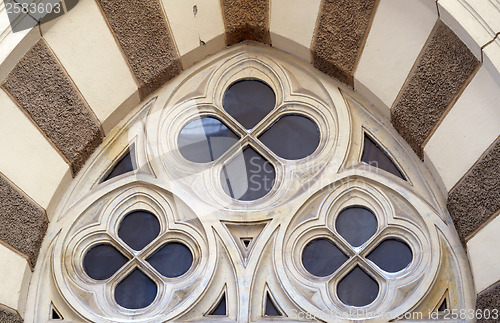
[26,44,474,323]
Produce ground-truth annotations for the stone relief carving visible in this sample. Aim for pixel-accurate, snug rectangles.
[26,44,474,322]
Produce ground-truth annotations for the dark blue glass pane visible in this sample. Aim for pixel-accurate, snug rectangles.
[302,238,348,277]
[438,299,448,312]
[361,135,405,179]
[115,269,157,309]
[50,307,62,320]
[147,242,193,278]
[83,244,128,280]
[336,207,377,247]
[265,292,282,316]
[337,266,379,307]
[221,147,275,201]
[103,148,135,182]
[367,239,412,272]
[178,117,239,163]
[209,293,227,316]
[259,114,320,160]
[118,210,160,251]
[223,79,276,129]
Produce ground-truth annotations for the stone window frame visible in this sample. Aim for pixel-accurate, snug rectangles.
[26,44,475,322]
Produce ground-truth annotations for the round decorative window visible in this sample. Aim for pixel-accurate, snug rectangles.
[176,78,322,201]
[27,44,475,322]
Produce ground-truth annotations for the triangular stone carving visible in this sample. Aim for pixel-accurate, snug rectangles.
[222,220,270,265]
[50,303,63,320]
[264,290,283,317]
[438,298,447,312]
[208,290,227,316]
[241,237,252,249]
[102,145,136,182]
[361,133,406,180]
[437,290,450,312]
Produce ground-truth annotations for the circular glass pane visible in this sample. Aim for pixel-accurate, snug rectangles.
[337,266,379,307]
[336,207,377,247]
[83,244,128,280]
[223,79,276,129]
[115,269,157,309]
[367,239,413,272]
[147,242,193,278]
[220,147,276,201]
[118,210,160,251]
[258,114,320,160]
[302,238,348,277]
[178,117,239,163]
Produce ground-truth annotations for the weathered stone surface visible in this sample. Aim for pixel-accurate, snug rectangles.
[221,0,270,46]
[391,22,479,158]
[0,307,23,323]
[312,0,377,86]
[476,281,500,322]
[98,0,181,98]
[2,40,103,175]
[447,138,500,242]
[0,174,47,267]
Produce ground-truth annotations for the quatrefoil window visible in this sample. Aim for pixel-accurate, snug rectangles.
[177,79,321,201]
[82,210,193,309]
[38,48,471,323]
[301,206,413,307]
